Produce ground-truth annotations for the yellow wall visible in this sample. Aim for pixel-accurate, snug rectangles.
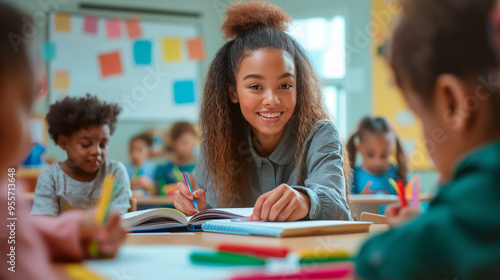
[371,0,433,170]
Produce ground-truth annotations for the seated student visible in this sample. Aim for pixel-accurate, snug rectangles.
[154,121,197,196]
[0,4,125,279]
[126,133,156,196]
[31,94,131,216]
[174,1,352,221]
[355,0,500,279]
[346,116,408,194]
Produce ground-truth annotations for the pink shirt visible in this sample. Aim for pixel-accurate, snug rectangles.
[0,181,85,279]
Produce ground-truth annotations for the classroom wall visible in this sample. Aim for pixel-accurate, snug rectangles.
[7,0,439,192]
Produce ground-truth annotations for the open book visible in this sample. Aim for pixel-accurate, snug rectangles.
[122,208,253,232]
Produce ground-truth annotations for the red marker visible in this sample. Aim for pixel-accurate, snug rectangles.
[397,180,408,207]
[217,243,289,258]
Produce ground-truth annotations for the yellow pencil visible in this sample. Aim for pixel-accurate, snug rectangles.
[89,174,116,257]
[95,174,116,224]
[388,178,400,195]
[298,248,350,259]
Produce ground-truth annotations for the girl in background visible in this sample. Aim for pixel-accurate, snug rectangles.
[347,116,408,194]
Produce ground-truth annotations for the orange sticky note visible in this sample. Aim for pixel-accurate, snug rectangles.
[53,70,70,91]
[54,13,71,32]
[98,51,123,78]
[125,18,142,39]
[162,37,182,62]
[186,37,205,60]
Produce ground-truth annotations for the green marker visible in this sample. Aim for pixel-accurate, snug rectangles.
[190,251,266,266]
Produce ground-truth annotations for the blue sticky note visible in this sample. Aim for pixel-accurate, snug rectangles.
[173,80,195,104]
[42,42,56,60]
[133,40,152,65]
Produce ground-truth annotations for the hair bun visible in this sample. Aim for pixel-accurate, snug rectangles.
[221,1,291,39]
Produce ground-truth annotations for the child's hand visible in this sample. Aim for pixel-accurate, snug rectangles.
[252,184,310,222]
[137,176,153,187]
[174,182,206,216]
[80,209,126,258]
[360,181,374,194]
[385,205,422,227]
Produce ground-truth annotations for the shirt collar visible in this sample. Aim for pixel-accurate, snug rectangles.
[245,122,295,167]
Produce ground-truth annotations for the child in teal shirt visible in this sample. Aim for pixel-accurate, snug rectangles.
[355,0,500,279]
[347,116,408,195]
[154,122,197,196]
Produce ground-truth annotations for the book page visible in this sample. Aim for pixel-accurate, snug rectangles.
[187,208,253,225]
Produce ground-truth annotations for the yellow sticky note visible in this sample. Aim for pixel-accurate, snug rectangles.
[162,37,182,62]
[54,13,71,32]
[53,70,70,91]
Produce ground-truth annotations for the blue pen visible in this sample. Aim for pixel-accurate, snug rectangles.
[183,172,199,211]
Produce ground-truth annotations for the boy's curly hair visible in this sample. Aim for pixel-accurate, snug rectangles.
[47,94,121,144]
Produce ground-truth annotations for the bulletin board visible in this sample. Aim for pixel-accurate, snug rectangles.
[371,0,433,170]
[46,12,205,122]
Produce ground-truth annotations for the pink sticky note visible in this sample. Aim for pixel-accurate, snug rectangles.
[84,15,98,35]
[106,19,121,38]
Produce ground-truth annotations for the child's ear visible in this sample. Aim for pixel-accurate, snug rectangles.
[228,86,239,103]
[57,135,68,151]
[435,74,473,133]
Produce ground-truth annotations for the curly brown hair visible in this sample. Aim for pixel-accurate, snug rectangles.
[199,1,351,207]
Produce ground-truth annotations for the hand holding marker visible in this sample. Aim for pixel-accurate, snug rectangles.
[183,172,198,211]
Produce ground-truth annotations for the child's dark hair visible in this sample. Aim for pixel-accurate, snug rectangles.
[346,116,408,182]
[169,121,197,144]
[47,94,121,144]
[199,1,351,208]
[391,0,497,104]
[0,3,33,85]
[130,134,153,148]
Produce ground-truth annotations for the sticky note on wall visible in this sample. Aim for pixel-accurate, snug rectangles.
[125,18,142,39]
[186,38,205,60]
[42,42,56,61]
[98,51,123,78]
[162,38,182,62]
[53,70,70,91]
[54,13,71,32]
[84,15,98,35]
[106,19,122,38]
[133,40,152,65]
[173,80,195,104]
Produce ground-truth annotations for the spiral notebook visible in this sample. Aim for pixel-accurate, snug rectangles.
[202,220,372,238]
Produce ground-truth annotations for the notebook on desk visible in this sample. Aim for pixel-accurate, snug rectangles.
[202,220,372,238]
[122,208,253,232]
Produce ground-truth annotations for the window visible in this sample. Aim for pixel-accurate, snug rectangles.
[288,15,347,138]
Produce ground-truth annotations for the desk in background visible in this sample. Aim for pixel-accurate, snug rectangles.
[349,193,435,219]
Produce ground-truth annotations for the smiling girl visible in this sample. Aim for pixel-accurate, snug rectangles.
[174,1,352,221]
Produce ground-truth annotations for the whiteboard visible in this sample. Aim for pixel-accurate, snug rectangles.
[48,13,201,122]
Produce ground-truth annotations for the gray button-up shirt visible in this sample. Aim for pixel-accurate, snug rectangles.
[194,120,352,220]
